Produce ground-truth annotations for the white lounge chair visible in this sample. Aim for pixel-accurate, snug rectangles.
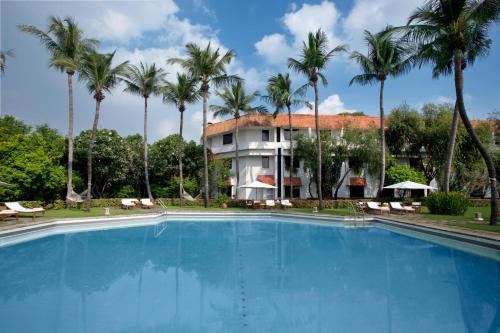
[141,198,154,209]
[366,202,390,214]
[5,202,45,219]
[390,202,415,214]
[280,199,293,208]
[121,199,138,209]
[265,200,276,208]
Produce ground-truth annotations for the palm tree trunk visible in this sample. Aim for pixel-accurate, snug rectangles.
[143,97,153,201]
[85,99,101,209]
[443,103,460,193]
[235,116,240,199]
[454,50,497,225]
[179,109,184,207]
[378,79,386,198]
[313,80,323,209]
[66,72,74,207]
[202,86,210,207]
[288,105,294,199]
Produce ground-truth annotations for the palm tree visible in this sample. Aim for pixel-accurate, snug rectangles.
[349,27,412,198]
[262,73,307,199]
[19,17,98,206]
[210,82,267,197]
[168,43,241,207]
[122,62,166,201]
[78,51,128,209]
[406,0,500,225]
[288,29,347,208]
[162,73,201,202]
[0,49,14,74]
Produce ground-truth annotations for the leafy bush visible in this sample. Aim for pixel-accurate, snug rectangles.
[214,194,230,207]
[386,165,427,185]
[426,192,469,215]
[117,185,137,198]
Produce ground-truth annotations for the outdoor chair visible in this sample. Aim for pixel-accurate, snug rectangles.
[265,200,276,209]
[280,199,293,208]
[390,202,415,214]
[141,198,154,209]
[366,202,390,214]
[5,202,45,219]
[121,199,138,210]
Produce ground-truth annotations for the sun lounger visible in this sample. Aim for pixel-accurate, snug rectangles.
[411,202,422,213]
[366,202,390,214]
[5,202,45,219]
[390,202,415,214]
[280,199,293,208]
[121,199,138,209]
[265,200,276,208]
[253,200,263,208]
[141,198,154,209]
[0,209,19,221]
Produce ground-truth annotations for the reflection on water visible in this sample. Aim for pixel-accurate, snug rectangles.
[0,220,499,333]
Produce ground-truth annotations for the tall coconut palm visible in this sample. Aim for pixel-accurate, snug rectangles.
[210,82,267,198]
[349,27,412,198]
[262,73,308,199]
[162,73,201,202]
[288,29,347,209]
[19,17,98,206]
[122,62,166,201]
[0,49,14,74]
[78,51,128,209]
[168,43,241,207]
[406,0,500,225]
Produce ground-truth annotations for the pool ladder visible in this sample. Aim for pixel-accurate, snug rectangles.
[156,198,168,215]
[346,201,365,222]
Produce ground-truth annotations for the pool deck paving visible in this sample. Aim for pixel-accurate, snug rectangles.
[0,209,499,243]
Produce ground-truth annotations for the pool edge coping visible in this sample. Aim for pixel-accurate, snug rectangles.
[0,212,499,251]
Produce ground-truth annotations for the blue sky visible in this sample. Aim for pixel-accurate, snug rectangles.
[1,0,500,142]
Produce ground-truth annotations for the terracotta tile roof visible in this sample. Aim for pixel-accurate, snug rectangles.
[284,177,302,186]
[349,177,367,186]
[257,175,275,186]
[207,114,381,137]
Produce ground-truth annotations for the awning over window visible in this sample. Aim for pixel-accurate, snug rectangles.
[284,177,302,186]
[350,177,366,186]
[257,175,275,186]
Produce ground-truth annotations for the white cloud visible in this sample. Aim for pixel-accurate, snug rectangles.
[254,34,294,65]
[86,0,179,43]
[283,0,342,48]
[297,94,356,115]
[192,0,217,20]
[433,95,453,104]
[255,1,343,66]
[343,0,425,51]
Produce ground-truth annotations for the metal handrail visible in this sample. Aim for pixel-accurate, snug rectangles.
[156,198,168,215]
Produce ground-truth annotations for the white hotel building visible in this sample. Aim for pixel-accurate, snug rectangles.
[206,113,382,200]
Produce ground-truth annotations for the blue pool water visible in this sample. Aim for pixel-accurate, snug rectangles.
[0,219,499,333]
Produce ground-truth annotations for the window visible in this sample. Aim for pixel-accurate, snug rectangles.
[262,156,270,168]
[285,186,301,198]
[284,129,299,140]
[262,130,270,142]
[222,133,233,145]
[284,156,300,169]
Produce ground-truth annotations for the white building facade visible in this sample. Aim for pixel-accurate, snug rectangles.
[206,114,381,200]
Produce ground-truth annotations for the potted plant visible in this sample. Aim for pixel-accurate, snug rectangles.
[215,194,230,209]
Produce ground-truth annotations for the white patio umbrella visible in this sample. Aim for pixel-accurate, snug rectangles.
[384,180,437,197]
[239,180,276,200]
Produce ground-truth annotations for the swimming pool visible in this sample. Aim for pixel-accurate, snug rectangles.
[0,216,499,332]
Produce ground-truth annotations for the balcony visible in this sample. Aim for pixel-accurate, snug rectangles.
[210,141,291,154]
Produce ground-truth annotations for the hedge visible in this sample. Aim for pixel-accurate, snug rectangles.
[426,192,470,215]
[3,197,495,210]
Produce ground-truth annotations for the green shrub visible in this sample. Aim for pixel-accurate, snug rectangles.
[214,194,230,207]
[117,185,136,198]
[426,192,469,215]
[386,165,427,185]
